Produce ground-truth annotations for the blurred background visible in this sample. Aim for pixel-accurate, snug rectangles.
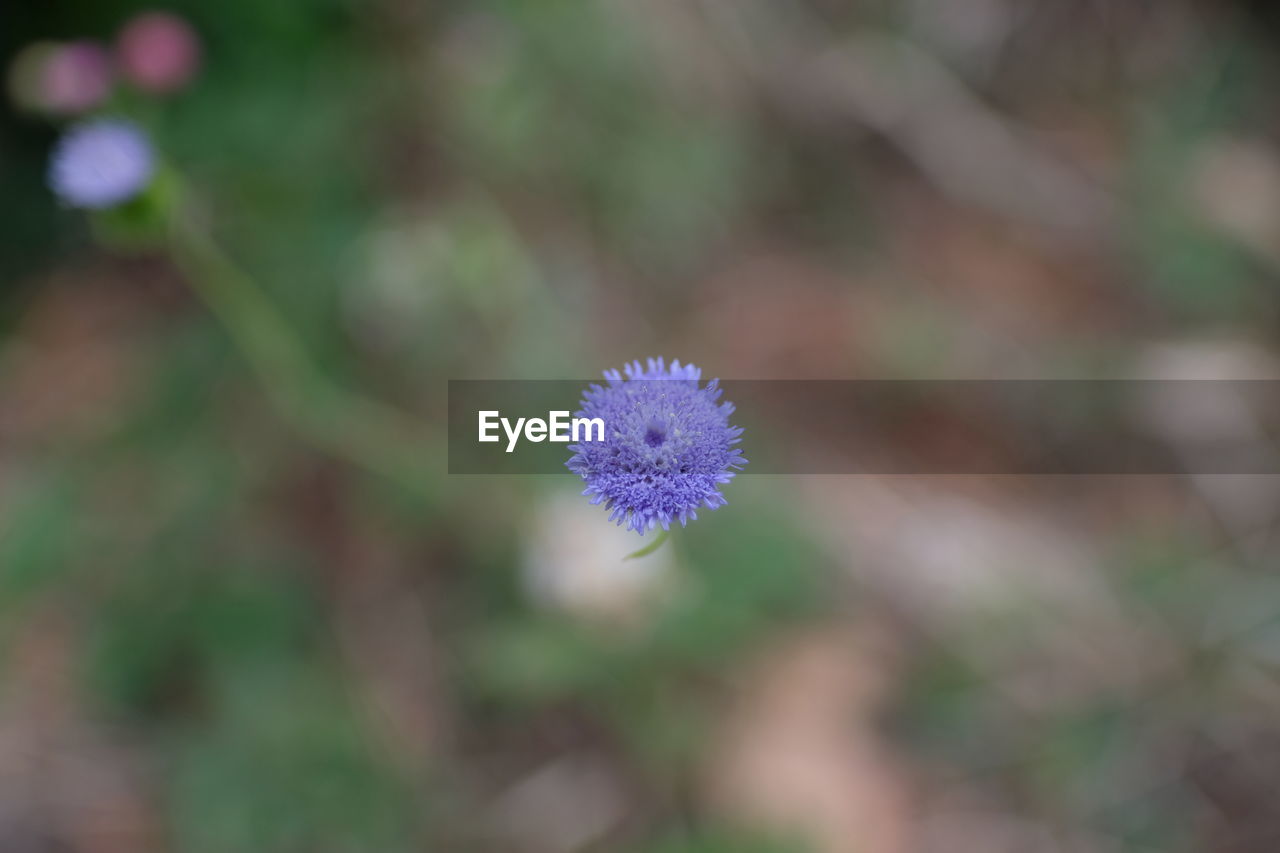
[4,1,1280,851]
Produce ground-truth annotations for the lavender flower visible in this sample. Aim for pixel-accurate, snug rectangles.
[48,118,155,209]
[567,357,746,534]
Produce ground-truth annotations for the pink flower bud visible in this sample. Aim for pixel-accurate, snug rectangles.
[41,41,114,115]
[116,12,201,94]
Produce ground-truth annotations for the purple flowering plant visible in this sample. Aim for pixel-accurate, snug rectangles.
[567,357,746,550]
[48,117,155,209]
[26,16,431,494]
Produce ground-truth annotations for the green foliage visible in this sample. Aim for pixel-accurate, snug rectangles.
[464,488,824,777]
[467,498,822,703]
[169,670,417,853]
[446,0,756,273]
[0,467,83,607]
[1126,39,1268,321]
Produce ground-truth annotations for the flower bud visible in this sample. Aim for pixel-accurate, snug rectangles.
[117,12,201,94]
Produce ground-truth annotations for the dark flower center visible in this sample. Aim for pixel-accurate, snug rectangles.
[644,420,668,448]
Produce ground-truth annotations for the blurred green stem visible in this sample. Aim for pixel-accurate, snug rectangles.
[165,203,435,498]
[624,527,670,560]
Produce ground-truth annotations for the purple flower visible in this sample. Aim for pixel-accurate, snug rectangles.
[48,118,155,209]
[567,357,746,534]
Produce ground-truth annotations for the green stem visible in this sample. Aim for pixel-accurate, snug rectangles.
[624,526,671,560]
[165,204,436,498]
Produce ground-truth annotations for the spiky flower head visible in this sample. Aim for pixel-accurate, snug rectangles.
[567,357,746,534]
[48,118,155,209]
